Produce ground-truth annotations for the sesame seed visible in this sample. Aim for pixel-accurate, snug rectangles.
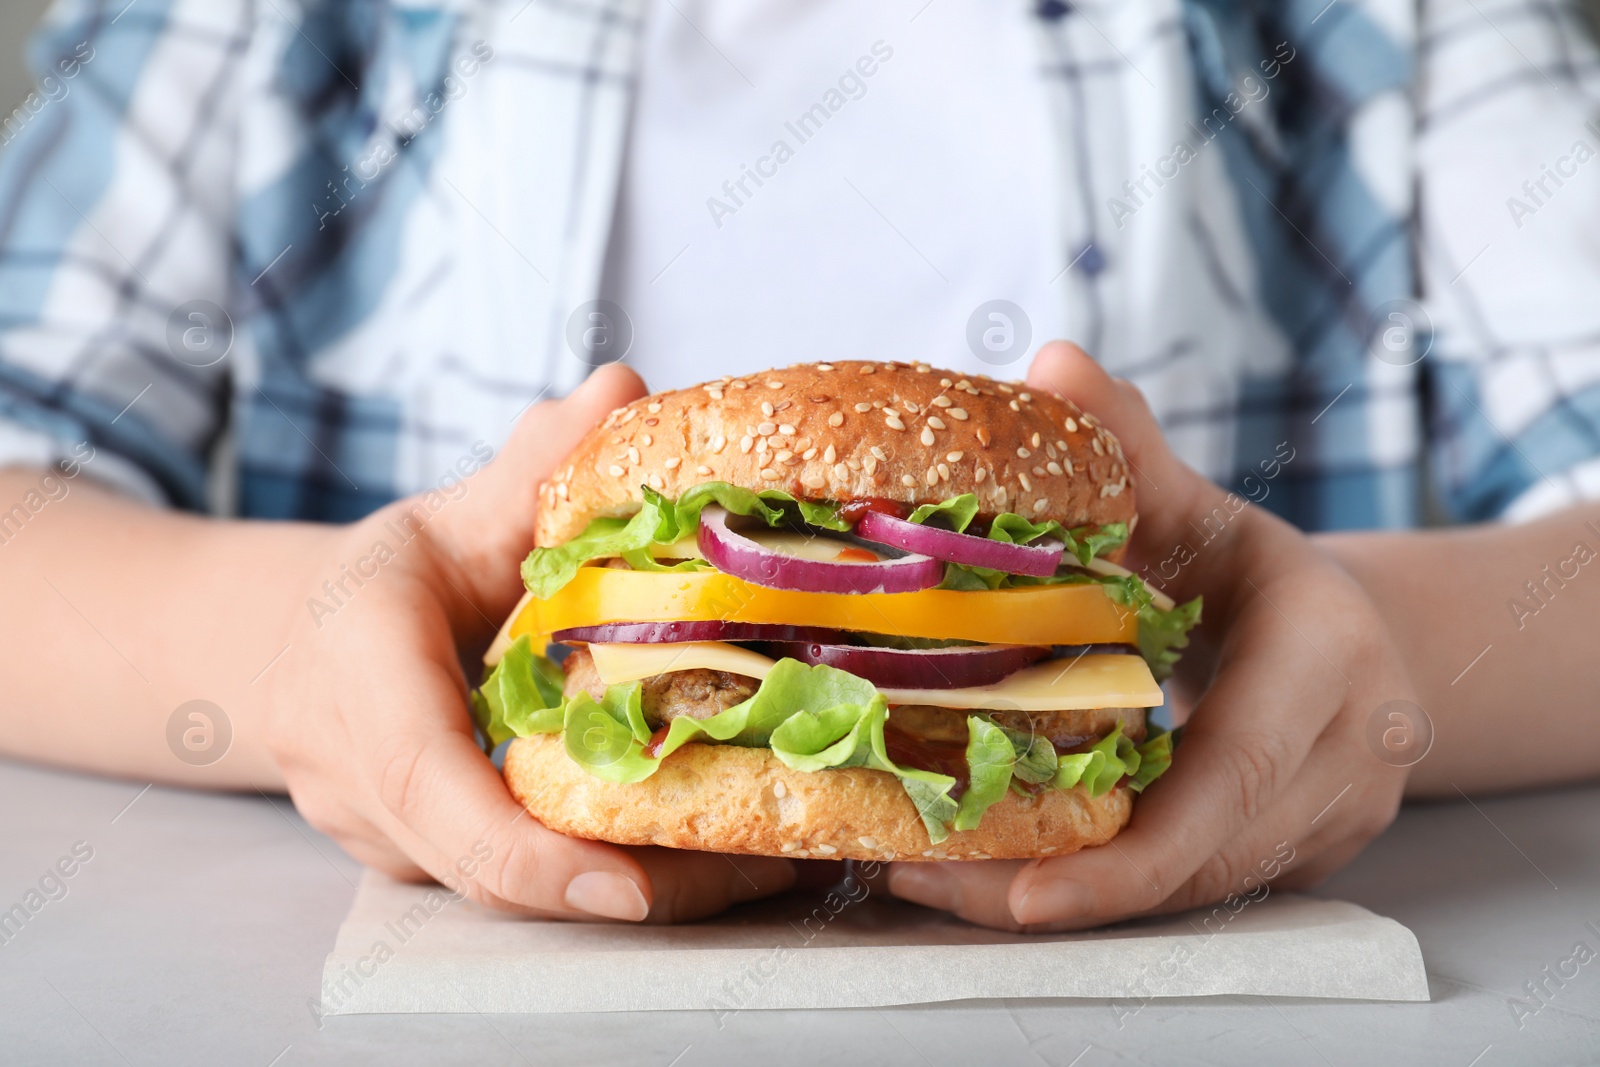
[858,836,879,849]
[925,467,938,486]
[761,469,781,481]
[1019,473,1032,492]
[608,464,625,477]
[802,447,817,460]
[901,474,917,488]
[863,455,877,474]
[847,457,862,472]
[641,433,653,446]
[776,450,793,463]
[859,365,875,374]
[1032,466,1045,477]
[902,401,919,415]
[773,780,788,798]
[803,474,825,489]
[556,483,569,499]
[1009,399,1021,412]
[975,426,991,446]
[708,388,724,400]
[1064,417,1078,433]
[931,396,952,408]
[1020,392,1032,402]
[995,486,1008,505]
[767,380,784,389]
[696,465,712,476]
[648,474,664,490]
[855,402,873,413]
[997,384,1014,394]
[664,457,681,470]
[621,409,638,424]
[915,364,931,373]
[761,401,774,417]
[1034,499,1048,513]
[886,415,906,431]
[647,402,662,414]
[710,433,727,452]
[884,407,900,418]
[740,436,754,453]
[1092,437,1104,455]
[814,843,838,855]
[920,427,936,446]
[927,416,946,431]
[946,450,964,462]
[627,447,641,463]
[732,379,748,389]
[779,423,796,436]
[758,421,777,435]
[1031,432,1042,447]
[1063,458,1074,475]
[817,364,834,372]
[1081,412,1098,427]
[957,379,972,390]
[937,463,950,481]
[947,408,968,421]
[1017,447,1031,459]
[1055,439,1067,451]
[974,467,987,483]
[833,463,849,479]
[828,412,845,428]
[1047,461,1063,476]
[756,438,768,453]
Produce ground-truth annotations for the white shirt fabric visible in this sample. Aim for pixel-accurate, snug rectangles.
[602,0,1066,392]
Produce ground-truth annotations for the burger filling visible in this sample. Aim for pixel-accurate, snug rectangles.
[473,483,1198,843]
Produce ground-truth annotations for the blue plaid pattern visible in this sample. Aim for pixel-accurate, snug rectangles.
[1,0,1598,529]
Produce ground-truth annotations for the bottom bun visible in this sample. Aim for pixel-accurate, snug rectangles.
[503,733,1133,862]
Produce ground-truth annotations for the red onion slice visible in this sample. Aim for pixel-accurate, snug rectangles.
[553,621,847,645]
[763,642,1050,689]
[697,507,943,594]
[856,510,1064,577]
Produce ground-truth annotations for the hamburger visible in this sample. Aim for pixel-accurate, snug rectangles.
[473,361,1200,862]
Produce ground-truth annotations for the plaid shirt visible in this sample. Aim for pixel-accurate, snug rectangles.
[1,0,1598,529]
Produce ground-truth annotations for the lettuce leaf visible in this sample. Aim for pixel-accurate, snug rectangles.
[521,483,847,598]
[471,638,1178,843]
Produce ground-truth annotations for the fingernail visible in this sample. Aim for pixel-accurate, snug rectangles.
[887,864,961,912]
[564,871,649,921]
[1013,879,1092,926]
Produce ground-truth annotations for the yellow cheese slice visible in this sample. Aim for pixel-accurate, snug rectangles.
[585,642,1162,711]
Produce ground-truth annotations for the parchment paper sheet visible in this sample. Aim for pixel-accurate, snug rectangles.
[321,871,1429,1014]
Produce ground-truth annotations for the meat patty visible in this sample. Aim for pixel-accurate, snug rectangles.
[561,647,1144,744]
[885,702,1145,749]
[562,647,760,728]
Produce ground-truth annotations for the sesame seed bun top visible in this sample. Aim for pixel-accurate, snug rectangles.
[535,360,1136,547]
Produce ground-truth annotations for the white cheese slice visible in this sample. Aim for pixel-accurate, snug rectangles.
[588,641,780,686]
[586,642,1162,710]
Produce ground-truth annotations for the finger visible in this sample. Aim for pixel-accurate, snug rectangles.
[435,361,651,613]
[887,860,1027,930]
[625,847,798,923]
[1004,602,1343,928]
[359,637,659,922]
[1024,342,1221,556]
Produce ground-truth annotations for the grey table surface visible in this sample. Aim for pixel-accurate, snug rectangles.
[1,756,1597,1067]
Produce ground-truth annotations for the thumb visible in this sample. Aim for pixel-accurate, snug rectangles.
[1024,342,1224,571]
[435,364,650,615]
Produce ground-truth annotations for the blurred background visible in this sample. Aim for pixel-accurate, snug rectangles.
[9,0,1600,115]
[7,0,1600,115]
[2,0,53,115]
